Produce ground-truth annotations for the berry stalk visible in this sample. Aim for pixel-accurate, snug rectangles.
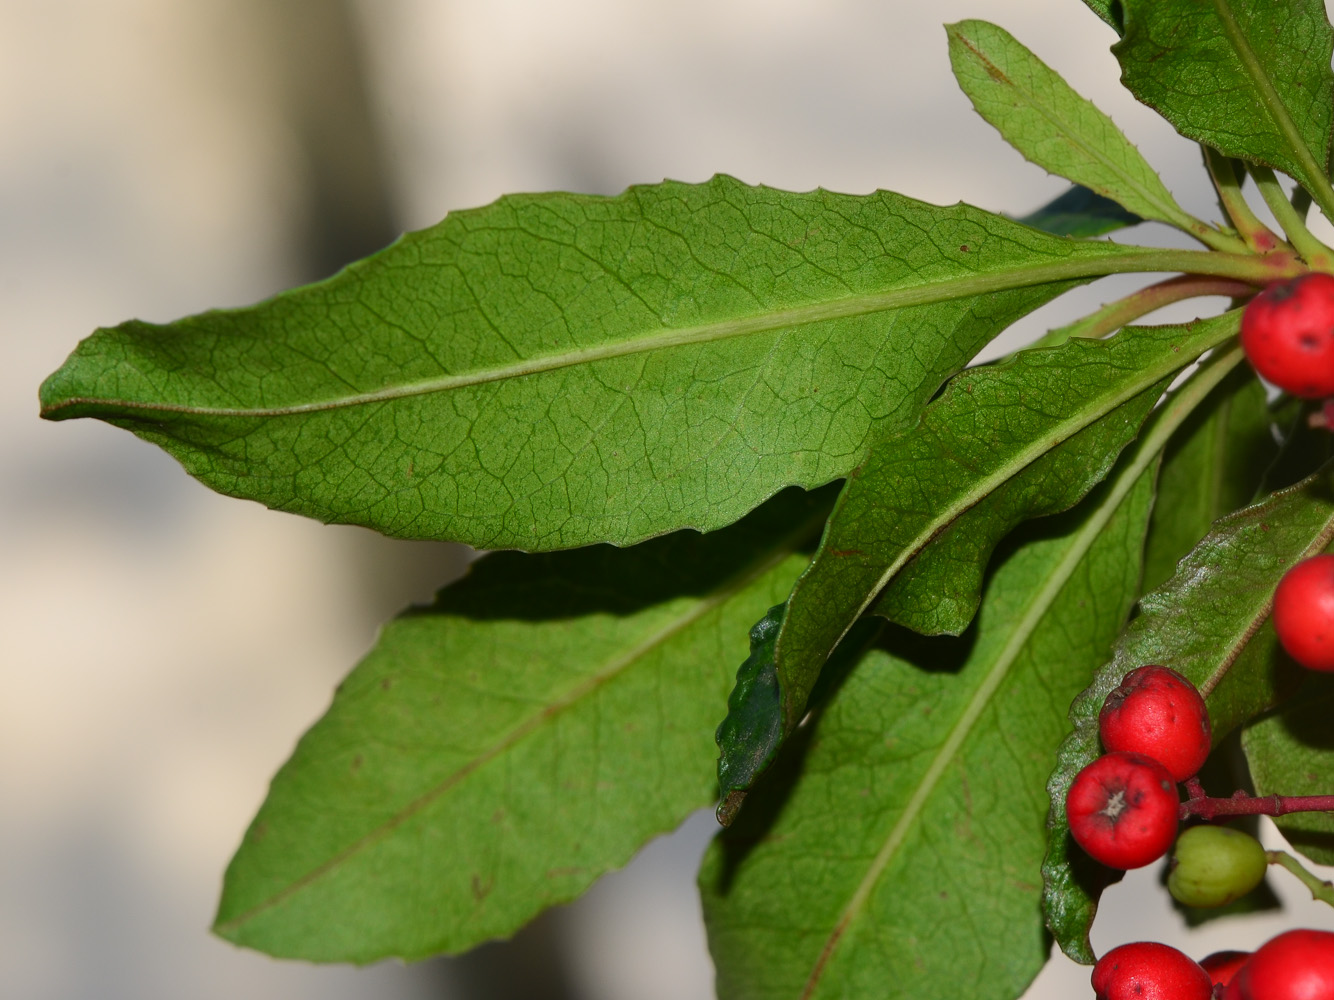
[1180,790,1334,821]
[1021,275,1258,356]
[1250,166,1334,271]
[1266,850,1334,908]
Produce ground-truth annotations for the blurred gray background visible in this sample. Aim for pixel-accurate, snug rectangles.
[2,1,1332,997]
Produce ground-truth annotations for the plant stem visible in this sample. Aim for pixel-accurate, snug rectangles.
[1251,166,1334,270]
[1203,147,1286,254]
[1267,849,1334,908]
[1182,218,1254,256]
[1181,789,1334,821]
[1023,275,1256,353]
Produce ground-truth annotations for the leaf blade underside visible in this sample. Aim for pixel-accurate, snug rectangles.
[213,486,832,962]
[949,19,1195,234]
[40,175,1225,550]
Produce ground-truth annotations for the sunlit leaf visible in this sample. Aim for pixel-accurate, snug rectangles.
[950,20,1200,237]
[213,487,832,961]
[39,176,1194,550]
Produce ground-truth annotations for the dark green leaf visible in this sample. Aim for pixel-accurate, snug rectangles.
[701,436,1157,1000]
[38,176,1192,550]
[1017,185,1142,239]
[1115,0,1334,199]
[949,21,1198,236]
[212,486,832,962]
[715,605,785,826]
[1243,672,1334,865]
[1142,364,1275,593]
[1044,460,1334,963]
[1261,396,1334,494]
[1082,0,1124,35]
[715,314,1241,819]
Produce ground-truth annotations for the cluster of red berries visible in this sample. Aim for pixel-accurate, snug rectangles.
[1093,930,1334,1000]
[1073,278,1334,997]
[1066,664,1209,870]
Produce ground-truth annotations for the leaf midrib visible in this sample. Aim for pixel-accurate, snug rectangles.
[45,247,1264,420]
[1209,0,1330,194]
[953,25,1187,229]
[798,344,1244,998]
[215,509,822,936]
[783,313,1240,676]
[1199,499,1334,698]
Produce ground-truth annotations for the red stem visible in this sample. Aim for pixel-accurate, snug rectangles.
[1180,790,1334,822]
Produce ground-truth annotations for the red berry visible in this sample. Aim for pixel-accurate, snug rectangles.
[1241,273,1334,398]
[1274,555,1334,672]
[1066,751,1179,869]
[1091,941,1213,1000]
[1099,665,1212,781]
[1202,950,1252,988]
[1235,929,1334,1000]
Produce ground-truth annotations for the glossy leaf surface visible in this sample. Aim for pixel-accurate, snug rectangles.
[1115,0,1334,197]
[213,487,831,961]
[702,446,1155,1000]
[39,176,1169,550]
[1044,462,1334,962]
[716,315,1240,817]
[950,20,1195,233]
[1016,185,1141,239]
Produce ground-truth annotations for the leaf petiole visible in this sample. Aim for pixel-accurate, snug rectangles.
[1266,849,1334,909]
[1250,166,1334,272]
[1025,274,1256,354]
[1203,148,1285,255]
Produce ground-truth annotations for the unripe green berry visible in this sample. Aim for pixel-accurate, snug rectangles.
[1167,825,1267,908]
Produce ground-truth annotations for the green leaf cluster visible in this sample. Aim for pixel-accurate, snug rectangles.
[37,0,1334,995]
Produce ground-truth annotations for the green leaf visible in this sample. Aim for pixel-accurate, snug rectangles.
[1016,184,1142,239]
[1115,0,1334,201]
[1142,364,1275,593]
[1243,673,1334,865]
[1043,460,1334,963]
[949,20,1200,236]
[715,314,1242,818]
[1082,0,1124,34]
[701,435,1157,1000]
[37,176,1204,551]
[212,485,832,962]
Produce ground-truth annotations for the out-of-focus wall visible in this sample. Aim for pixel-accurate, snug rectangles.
[2,2,1331,998]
